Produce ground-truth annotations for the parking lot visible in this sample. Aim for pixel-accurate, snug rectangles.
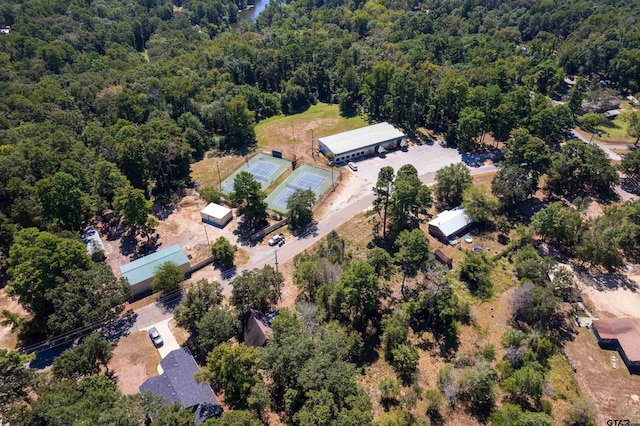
[347,142,465,183]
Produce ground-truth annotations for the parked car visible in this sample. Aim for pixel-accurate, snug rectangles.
[268,233,285,246]
[348,161,358,171]
[148,327,164,347]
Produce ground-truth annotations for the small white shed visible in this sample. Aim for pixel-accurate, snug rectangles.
[200,203,233,227]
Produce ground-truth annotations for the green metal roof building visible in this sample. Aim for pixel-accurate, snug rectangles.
[120,245,190,296]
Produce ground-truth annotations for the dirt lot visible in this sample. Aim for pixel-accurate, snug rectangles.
[0,288,27,349]
[571,264,640,319]
[565,327,640,424]
[108,331,161,394]
[103,197,243,277]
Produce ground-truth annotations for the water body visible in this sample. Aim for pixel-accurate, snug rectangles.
[237,0,270,21]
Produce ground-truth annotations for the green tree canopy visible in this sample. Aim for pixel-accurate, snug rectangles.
[530,202,583,248]
[230,171,267,231]
[150,261,185,294]
[197,306,240,355]
[545,141,618,198]
[198,343,260,409]
[370,166,395,239]
[7,228,91,327]
[434,163,473,208]
[287,189,316,230]
[334,260,380,323]
[0,349,35,419]
[459,251,493,299]
[212,236,235,268]
[462,185,498,224]
[46,264,131,335]
[174,279,223,334]
[294,260,324,301]
[52,333,113,380]
[36,171,93,230]
[230,265,283,314]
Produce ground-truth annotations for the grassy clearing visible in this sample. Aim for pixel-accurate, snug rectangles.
[255,103,368,152]
[191,154,245,189]
[547,353,581,401]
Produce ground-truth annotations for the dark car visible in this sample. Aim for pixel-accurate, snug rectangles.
[148,327,164,347]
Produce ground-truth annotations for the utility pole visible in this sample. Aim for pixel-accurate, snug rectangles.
[203,223,211,247]
[216,161,222,191]
[274,249,279,273]
[311,130,314,158]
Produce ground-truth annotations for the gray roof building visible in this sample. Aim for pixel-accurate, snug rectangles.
[318,122,406,161]
[139,348,222,423]
[428,207,474,241]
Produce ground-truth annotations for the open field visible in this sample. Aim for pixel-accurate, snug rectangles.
[565,327,640,424]
[255,103,368,164]
[108,331,161,395]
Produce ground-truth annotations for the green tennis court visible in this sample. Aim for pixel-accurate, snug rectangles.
[266,164,334,213]
[220,153,292,194]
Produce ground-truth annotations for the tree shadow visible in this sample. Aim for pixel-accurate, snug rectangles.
[158,289,184,312]
[119,234,137,257]
[105,221,124,242]
[101,310,138,342]
[291,222,318,239]
[152,202,177,221]
[572,264,639,292]
[620,177,640,195]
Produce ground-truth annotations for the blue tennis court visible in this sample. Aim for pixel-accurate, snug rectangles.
[271,172,325,209]
[221,153,291,193]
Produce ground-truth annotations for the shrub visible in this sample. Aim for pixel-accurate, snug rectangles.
[211,236,235,267]
[201,186,223,203]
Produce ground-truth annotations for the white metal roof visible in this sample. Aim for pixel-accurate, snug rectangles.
[318,122,405,156]
[428,207,473,238]
[200,202,232,219]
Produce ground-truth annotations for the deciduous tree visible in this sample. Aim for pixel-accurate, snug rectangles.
[287,189,316,230]
[52,333,113,380]
[230,171,267,231]
[198,343,260,409]
[212,236,235,267]
[174,279,224,333]
[150,261,185,294]
[230,266,283,314]
[434,163,472,208]
[7,228,91,328]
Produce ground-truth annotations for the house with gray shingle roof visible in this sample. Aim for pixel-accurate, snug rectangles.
[139,348,222,423]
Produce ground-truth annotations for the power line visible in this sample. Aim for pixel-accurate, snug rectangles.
[21,287,185,355]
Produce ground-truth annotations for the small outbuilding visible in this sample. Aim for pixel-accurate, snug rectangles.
[592,318,640,372]
[434,248,453,267]
[200,203,233,228]
[82,225,105,260]
[318,122,406,163]
[120,245,190,296]
[139,348,222,423]
[244,310,273,348]
[428,207,474,242]
[604,109,621,119]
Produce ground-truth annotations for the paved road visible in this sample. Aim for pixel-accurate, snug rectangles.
[570,129,629,161]
[129,160,498,331]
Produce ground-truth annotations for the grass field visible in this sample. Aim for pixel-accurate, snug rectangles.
[255,103,368,162]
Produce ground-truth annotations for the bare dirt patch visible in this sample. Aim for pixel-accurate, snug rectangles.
[0,288,27,349]
[565,327,640,423]
[168,318,189,346]
[571,264,640,318]
[108,331,161,395]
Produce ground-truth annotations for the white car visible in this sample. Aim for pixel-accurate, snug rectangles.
[348,162,358,171]
[148,327,164,347]
[268,233,285,246]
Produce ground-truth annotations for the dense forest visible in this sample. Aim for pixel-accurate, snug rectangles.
[1,0,640,423]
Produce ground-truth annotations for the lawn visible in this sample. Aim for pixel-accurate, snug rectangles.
[255,103,368,163]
